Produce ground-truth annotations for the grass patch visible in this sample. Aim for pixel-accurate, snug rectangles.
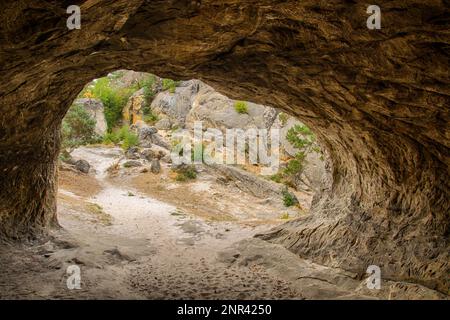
[162,78,179,93]
[234,101,248,114]
[280,212,290,220]
[279,112,289,126]
[103,125,138,150]
[143,111,159,125]
[269,173,283,183]
[174,165,197,182]
[85,202,112,225]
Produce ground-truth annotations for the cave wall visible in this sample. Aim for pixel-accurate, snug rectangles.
[0,1,448,292]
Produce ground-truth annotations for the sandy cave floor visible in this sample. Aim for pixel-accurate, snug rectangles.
[0,146,446,300]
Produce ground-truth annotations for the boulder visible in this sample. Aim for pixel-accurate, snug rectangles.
[140,145,169,161]
[137,125,158,148]
[125,146,140,159]
[185,82,278,131]
[150,159,161,174]
[150,133,171,150]
[123,160,142,168]
[72,98,107,136]
[150,80,201,126]
[154,118,172,130]
[150,79,279,131]
[161,154,172,163]
[74,159,90,174]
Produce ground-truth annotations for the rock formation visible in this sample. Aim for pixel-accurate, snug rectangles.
[0,1,448,294]
[73,98,107,136]
[123,88,146,125]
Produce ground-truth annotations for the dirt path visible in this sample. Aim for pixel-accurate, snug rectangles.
[1,146,444,300]
[0,147,301,299]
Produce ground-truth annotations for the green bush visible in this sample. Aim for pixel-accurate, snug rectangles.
[90,77,133,131]
[103,131,120,144]
[283,152,306,177]
[141,75,157,115]
[279,112,289,126]
[174,165,197,181]
[269,173,283,183]
[234,101,248,114]
[117,125,139,150]
[271,124,318,187]
[143,111,159,125]
[286,124,314,149]
[61,104,99,149]
[282,189,297,207]
[103,125,138,150]
[122,131,139,150]
[162,78,179,93]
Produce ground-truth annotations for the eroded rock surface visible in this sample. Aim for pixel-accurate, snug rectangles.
[0,1,448,294]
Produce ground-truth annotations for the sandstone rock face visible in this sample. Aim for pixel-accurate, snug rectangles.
[111,70,150,90]
[0,1,448,294]
[150,80,200,127]
[73,98,107,136]
[150,79,278,130]
[186,82,278,131]
[123,88,146,125]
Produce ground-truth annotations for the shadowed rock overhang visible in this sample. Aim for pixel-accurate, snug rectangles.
[0,1,448,294]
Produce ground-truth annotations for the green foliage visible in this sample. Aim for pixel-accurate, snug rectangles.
[141,75,156,99]
[279,112,289,126]
[174,165,197,181]
[141,75,156,111]
[103,125,138,150]
[138,75,160,124]
[286,124,314,150]
[103,131,120,144]
[283,152,306,177]
[269,173,283,183]
[257,124,319,189]
[62,104,100,149]
[162,78,179,93]
[282,189,297,207]
[118,125,139,150]
[90,77,133,131]
[234,101,248,114]
[122,132,139,150]
[143,111,159,125]
[272,124,318,188]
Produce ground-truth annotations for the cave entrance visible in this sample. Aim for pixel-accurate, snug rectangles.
[1,1,448,298]
[43,69,329,299]
[58,69,325,246]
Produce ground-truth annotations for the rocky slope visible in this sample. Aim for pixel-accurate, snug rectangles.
[0,1,448,294]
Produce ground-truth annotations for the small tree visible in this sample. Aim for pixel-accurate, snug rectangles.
[270,124,319,189]
[61,104,99,150]
[162,78,178,93]
[89,77,133,131]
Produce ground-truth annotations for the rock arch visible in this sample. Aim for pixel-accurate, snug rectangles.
[0,1,448,293]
